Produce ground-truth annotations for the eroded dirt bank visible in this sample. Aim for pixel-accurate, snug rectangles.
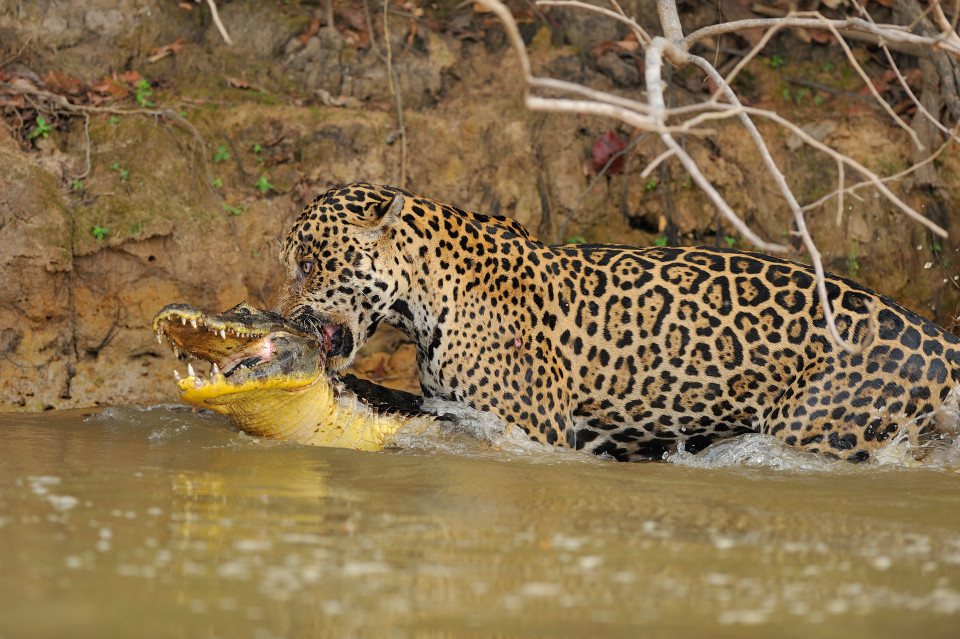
[2,0,960,410]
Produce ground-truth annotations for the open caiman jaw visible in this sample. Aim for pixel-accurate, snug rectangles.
[152,302,329,405]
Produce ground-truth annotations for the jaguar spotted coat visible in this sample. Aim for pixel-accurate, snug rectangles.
[277,183,960,461]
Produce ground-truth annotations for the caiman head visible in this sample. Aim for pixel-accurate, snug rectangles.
[152,302,329,413]
[152,301,437,450]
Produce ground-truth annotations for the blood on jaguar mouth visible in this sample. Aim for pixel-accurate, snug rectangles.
[323,324,346,357]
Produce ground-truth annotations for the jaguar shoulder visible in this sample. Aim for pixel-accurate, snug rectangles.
[277,182,960,462]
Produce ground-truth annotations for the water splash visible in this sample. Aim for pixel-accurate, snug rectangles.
[666,434,844,472]
[404,398,603,465]
[87,404,230,446]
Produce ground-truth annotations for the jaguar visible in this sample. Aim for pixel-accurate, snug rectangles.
[276,182,960,461]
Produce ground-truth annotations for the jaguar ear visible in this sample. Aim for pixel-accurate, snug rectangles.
[380,193,403,226]
[364,192,403,236]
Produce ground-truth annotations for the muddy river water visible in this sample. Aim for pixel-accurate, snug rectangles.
[1,405,959,638]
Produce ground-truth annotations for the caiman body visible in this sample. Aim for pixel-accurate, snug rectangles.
[152,302,436,451]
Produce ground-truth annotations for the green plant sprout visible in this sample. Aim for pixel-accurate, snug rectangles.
[724,236,736,248]
[223,204,243,216]
[846,239,860,276]
[211,178,223,188]
[72,180,84,190]
[214,145,231,163]
[254,175,274,193]
[135,79,154,107]
[567,236,586,244]
[30,116,51,139]
[92,226,110,240]
[654,236,668,247]
[108,116,119,125]
[645,180,658,192]
[770,55,785,69]
[110,162,129,181]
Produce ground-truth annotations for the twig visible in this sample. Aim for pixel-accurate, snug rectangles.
[383,0,406,189]
[815,14,923,150]
[646,38,784,252]
[536,0,651,46]
[204,0,234,45]
[678,102,947,238]
[691,53,872,353]
[219,128,248,181]
[783,76,875,101]
[0,35,33,68]
[802,133,956,215]
[363,0,407,189]
[683,15,954,57]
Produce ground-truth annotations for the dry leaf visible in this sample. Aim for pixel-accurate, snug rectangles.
[45,71,84,95]
[117,70,144,84]
[0,94,26,108]
[591,131,627,175]
[225,76,267,92]
[91,77,128,97]
[805,28,834,44]
[300,16,323,44]
[590,41,618,58]
[8,76,38,91]
[615,33,639,52]
[91,76,129,98]
[335,8,367,32]
[148,37,185,63]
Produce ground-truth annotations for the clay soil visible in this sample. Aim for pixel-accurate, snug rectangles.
[2,0,960,410]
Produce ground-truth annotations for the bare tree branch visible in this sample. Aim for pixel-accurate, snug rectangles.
[475,0,960,352]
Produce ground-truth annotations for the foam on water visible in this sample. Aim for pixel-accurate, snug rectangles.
[404,398,604,465]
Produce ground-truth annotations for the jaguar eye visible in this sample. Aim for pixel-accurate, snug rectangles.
[299,260,314,276]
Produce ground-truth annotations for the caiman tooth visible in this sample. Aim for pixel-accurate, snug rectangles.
[194,377,203,390]
[172,346,180,358]
[174,369,182,381]
[156,333,163,344]
[188,363,196,378]
[212,363,220,375]
[191,319,197,329]
[181,317,186,325]
[220,329,226,339]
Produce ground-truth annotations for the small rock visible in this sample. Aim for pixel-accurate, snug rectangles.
[787,121,837,151]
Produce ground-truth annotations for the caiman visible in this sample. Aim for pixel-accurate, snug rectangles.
[152,302,440,451]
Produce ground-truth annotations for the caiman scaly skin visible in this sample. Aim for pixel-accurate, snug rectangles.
[152,302,436,451]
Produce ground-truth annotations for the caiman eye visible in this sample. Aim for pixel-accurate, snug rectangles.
[299,260,314,276]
